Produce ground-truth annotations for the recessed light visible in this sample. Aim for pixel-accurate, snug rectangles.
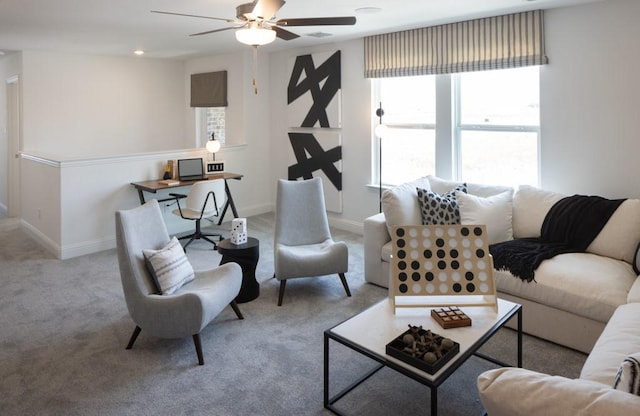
[355,7,382,14]
[134,49,145,56]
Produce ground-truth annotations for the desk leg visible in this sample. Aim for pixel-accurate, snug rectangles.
[218,180,239,225]
[137,189,146,205]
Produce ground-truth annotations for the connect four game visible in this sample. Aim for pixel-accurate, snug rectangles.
[390,225,497,312]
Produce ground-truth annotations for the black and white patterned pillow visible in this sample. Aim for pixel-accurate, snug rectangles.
[613,352,640,395]
[417,184,468,225]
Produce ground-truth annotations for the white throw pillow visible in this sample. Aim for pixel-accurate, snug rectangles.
[427,175,512,198]
[613,352,640,395]
[457,190,513,244]
[512,185,565,239]
[587,198,640,264]
[381,177,431,234]
[143,237,195,295]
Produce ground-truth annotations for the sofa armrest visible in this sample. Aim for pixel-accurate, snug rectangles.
[364,213,391,287]
[478,367,640,416]
[627,275,640,303]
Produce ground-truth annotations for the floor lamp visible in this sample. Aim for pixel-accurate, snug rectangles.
[374,102,388,213]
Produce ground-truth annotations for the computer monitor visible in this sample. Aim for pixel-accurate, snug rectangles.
[177,158,205,181]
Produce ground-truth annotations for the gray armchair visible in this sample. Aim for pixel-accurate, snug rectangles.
[115,199,243,365]
[273,178,351,306]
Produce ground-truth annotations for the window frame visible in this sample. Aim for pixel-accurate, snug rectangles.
[372,67,541,188]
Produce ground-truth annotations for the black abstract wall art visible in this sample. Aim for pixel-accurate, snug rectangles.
[286,51,343,212]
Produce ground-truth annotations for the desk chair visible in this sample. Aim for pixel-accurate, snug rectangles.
[171,179,226,251]
[273,178,351,306]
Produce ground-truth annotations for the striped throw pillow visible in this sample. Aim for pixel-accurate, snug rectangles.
[613,353,640,396]
[143,237,194,295]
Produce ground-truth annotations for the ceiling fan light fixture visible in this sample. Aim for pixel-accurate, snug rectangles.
[235,26,276,46]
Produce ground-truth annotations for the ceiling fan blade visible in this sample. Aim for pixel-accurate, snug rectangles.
[275,16,356,26]
[189,26,239,37]
[249,0,286,20]
[272,26,300,41]
[151,10,236,23]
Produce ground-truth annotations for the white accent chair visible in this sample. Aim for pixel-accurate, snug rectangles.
[115,199,243,365]
[273,178,351,306]
[171,179,226,250]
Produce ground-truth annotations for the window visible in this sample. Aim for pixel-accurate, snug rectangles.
[374,76,436,186]
[373,67,540,187]
[196,107,226,147]
[455,67,540,186]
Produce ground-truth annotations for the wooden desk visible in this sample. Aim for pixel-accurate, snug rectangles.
[131,172,243,225]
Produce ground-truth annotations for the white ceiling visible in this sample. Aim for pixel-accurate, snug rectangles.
[0,0,606,59]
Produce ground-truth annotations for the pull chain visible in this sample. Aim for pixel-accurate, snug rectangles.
[252,45,259,95]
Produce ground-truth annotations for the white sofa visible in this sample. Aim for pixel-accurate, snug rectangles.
[478,302,640,415]
[363,175,640,353]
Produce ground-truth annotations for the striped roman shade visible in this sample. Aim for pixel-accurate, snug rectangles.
[364,10,548,78]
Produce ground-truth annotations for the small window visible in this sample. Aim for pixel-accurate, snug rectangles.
[197,107,226,147]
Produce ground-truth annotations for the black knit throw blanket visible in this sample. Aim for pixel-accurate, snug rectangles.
[489,194,624,282]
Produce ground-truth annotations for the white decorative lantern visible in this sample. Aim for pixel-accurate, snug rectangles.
[230,218,248,245]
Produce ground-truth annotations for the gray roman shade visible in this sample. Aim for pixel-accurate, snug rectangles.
[190,71,228,107]
[364,10,548,78]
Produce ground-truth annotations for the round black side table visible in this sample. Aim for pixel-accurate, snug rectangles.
[218,237,260,303]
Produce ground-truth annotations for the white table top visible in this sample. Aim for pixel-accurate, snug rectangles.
[327,297,520,381]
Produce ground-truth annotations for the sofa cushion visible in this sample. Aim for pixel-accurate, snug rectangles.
[381,177,431,235]
[495,252,635,323]
[456,190,513,244]
[581,303,640,386]
[613,352,640,395]
[587,198,640,264]
[416,184,466,225]
[512,185,565,238]
[478,367,640,416]
[427,175,512,198]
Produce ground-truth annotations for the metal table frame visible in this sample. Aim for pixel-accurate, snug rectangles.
[324,300,522,416]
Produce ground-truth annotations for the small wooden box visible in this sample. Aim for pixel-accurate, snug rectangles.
[431,306,472,329]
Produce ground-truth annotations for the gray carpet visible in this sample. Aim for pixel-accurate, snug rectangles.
[0,213,587,415]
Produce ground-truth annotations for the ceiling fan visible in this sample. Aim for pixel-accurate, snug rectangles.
[152,0,357,46]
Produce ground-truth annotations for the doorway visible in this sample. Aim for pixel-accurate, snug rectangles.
[6,75,20,218]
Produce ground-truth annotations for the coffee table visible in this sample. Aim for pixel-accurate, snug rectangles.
[324,297,522,415]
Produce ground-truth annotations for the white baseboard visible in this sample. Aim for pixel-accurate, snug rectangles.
[328,217,364,235]
[231,203,272,219]
[20,220,62,259]
[21,202,358,260]
[60,238,117,260]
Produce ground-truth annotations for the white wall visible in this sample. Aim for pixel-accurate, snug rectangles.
[12,0,640,258]
[541,0,640,198]
[265,0,640,235]
[20,51,187,158]
[182,50,273,219]
[18,49,274,259]
[268,40,379,233]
